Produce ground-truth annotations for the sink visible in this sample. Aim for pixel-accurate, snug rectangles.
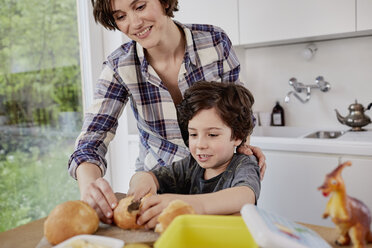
[251,127,348,139]
[252,126,312,138]
[252,126,348,139]
[304,131,345,139]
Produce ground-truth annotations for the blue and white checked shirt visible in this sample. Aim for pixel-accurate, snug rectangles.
[68,21,241,179]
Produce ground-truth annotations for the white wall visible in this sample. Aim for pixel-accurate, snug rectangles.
[236,36,372,129]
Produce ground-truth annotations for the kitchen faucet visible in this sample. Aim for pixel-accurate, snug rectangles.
[284,76,331,103]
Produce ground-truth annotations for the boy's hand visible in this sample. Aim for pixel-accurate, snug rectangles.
[237,144,266,181]
[137,194,177,229]
[137,194,203,229]
[127,172,158,201]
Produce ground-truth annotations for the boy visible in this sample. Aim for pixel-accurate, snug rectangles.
[128,81,260,229]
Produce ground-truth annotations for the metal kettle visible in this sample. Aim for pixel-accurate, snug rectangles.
[335,100,372,131]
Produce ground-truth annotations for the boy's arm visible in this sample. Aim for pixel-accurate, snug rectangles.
[129,157,190,201]
[138,186,255,228]
[187,186,255,215]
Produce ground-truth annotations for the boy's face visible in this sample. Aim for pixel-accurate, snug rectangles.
[188,107,242,178]
[111,0,169,49]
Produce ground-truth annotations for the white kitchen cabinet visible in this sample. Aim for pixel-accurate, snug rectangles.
[259,150,372,227]
[239,0,355,45]
[337,156,372,218]
[357,0,372,31]
[173,0,240,45]
[258,151,339,227]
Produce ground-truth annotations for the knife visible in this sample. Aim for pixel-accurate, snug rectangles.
[127,200,141,213]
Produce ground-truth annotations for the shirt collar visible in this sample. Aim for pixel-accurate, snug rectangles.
[135,21,197,75]
[135,42,149,76]
[175,20,197,67]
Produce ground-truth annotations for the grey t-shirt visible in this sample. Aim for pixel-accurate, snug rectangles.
[151,153,261,203]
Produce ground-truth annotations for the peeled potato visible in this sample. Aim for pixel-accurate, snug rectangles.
[114,195,146,229]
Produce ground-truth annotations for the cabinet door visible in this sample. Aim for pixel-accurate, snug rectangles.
[174,0,240,45]
[338,156,372,218]
[239,0,355,45]
[258,151,339,227]
[357,0,372,31]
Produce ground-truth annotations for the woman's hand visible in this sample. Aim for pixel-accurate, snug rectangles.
[127,172,158,201]
[76,163,118,224]
[81,177,118,224]
[237,144,266,180]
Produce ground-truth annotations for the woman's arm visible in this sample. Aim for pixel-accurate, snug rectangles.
[70,62,130,224]
[68,62,130,180]
[138,186,255,228]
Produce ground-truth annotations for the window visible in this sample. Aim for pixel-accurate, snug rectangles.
[0,0,81,231]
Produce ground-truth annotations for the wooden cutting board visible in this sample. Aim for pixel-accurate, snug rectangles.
[36,222,160,248]
[37,193,159,247]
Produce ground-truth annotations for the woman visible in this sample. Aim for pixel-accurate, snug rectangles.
[68,0,266,224]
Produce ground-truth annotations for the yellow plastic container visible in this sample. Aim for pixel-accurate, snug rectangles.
[154,215,258,248]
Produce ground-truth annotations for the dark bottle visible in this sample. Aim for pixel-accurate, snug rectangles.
[271,101,285,126]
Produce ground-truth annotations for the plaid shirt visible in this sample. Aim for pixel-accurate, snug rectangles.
[68,21,241,179]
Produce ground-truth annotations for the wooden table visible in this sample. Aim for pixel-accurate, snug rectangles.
[1,217,371,248]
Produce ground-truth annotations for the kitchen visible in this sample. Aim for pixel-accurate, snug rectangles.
[1,0,372,247]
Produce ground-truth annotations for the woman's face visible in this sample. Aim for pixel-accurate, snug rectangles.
[111,0,170,49]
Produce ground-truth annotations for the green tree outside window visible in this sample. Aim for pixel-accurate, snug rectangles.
[0,0,82,232]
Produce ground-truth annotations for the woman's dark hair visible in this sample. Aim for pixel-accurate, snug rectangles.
[177,81,255,146]
[91,0,179,30]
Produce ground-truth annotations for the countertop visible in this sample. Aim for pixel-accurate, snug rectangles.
[250,126,372,156]
[1,216,372,248]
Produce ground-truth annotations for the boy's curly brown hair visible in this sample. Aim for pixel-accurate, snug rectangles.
[91,0,179,30]
[177,81,255,147]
